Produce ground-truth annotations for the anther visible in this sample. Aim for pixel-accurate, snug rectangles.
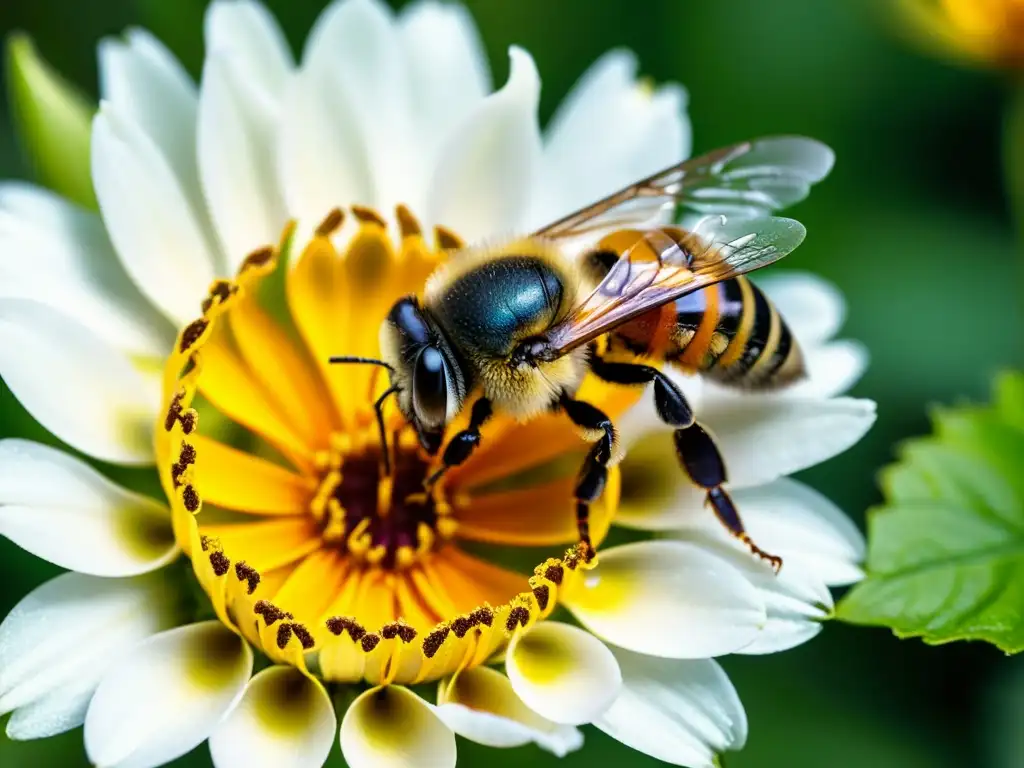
[451,615,476,638]
[290,623,315,649]
[422,626,450,659]
[434,226,464,250]
[532,585,550,612]
[209,551,230,577]
[326,616,367,641]
[182,485,200,513]
[395,205,422,238]
[350,205,386,227]
[240,246,275,272]
[360,633,382,652]
[470,607,494,627]
[505,606,530,632]
[543,564,565,585]
[179,319,209,353]
[234,561,261,594]
[316,208,344,237]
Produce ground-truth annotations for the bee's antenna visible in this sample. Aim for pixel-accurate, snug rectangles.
[372,384,401,476]
[328,355,395,373]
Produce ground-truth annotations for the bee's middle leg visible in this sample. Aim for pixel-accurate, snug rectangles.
[425,398,493,487]
[559,393,616,549]
[590,357,782,572]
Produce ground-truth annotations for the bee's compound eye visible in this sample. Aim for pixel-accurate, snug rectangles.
[412,346,449,428]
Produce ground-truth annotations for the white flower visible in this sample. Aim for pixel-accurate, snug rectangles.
[0,1,874,767]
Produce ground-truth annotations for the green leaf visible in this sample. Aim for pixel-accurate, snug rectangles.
[837,371,1024,653]
[5,33,96,207]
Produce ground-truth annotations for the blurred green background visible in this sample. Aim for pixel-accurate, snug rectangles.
[1,0,1022,766]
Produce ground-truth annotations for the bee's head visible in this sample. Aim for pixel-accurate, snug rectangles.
[378,297,466,454]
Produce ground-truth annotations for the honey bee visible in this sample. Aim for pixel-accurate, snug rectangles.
[331,137,834,570]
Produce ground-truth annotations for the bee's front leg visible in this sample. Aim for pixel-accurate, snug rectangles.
[424,398,493,487]
[590,357,782,573]
[559,393,616,550]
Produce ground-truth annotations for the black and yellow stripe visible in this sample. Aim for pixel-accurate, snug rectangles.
[670,276,804,390]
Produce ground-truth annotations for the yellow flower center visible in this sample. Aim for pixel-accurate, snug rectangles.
[910,0,1024,68]
[154,206,634,684]
[309,428,457,569]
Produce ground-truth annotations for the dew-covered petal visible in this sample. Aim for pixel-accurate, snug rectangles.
[535,49,689,225]
[0,571,183,737]
[0,299,159,464]
[398,0,490,152]
[0,183,173,358]
[505,621,621,726]
[84,621,253,768]
[339,685,456,768]
[563,540,766,659]
[208,666,335,768]
[92,103,219,324]
[436,666,583,756]
[426,46,542,241]
[755,271,846,347]
[0,440,177,575]
[594,649,747,768]
[666,478,866,587]
[698,396,877,489]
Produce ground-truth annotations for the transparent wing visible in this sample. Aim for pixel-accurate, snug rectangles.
[543,216,807,356]
[533,136,833,241]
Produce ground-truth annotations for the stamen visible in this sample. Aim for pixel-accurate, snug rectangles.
[209,550,230,577]
[234,561,261,594]
[422,626,451,659]
[434,226,464,250]
[254,600,293,626]
[309,430,454,569]
[239,246,275,272]
[532,584,550,612]
[505,606,530,632]
[360,633,382,652]
[395,204,422,238]
[179,319,209,353]
[350,205,387,227]
[316,207,345,237]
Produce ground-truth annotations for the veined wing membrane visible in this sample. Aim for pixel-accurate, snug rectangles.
[542,216,806,356]
[534,136,833,241]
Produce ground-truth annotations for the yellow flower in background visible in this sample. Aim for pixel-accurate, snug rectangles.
[897,0,1024,69]
[0,0,875,766]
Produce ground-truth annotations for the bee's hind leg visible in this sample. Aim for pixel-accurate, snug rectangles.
[590,357,782,573]
[559,393,616,551]
[425,398,493,488]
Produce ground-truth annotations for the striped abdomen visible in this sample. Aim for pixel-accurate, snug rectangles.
[612,276,805,390]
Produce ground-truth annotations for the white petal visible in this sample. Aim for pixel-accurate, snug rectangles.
[0,440,176,575]
[303,0,418,215]
[595,650,746,768]
[198,52,289,267]
[0,300,159,464]
[564,540,766,659]
[535,50,689,225]
[681,533,832,655]
[6,679,96,740]
[505,621,621,726]
[436,666,583,756]
[698,395,876,489]
[205,0,292,99]
[98,29,207,232]
[339,685,456,768]
[666,478,865,587]
[92,104,219,324]
[279,43,373,229]
[0,572,182,733]
[0,183,173,358]
[426,46,542,240]
[209,666,335,768]
[85,621,253,768]
[755,271,846,346]
[790,339,868,399]
[398,0,490,152]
